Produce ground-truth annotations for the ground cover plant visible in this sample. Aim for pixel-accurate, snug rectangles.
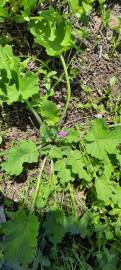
[0,0,121,269]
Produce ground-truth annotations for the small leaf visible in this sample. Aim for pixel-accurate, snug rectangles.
[2,140,39,176]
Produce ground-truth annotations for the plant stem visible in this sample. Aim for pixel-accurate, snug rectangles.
[60,54,71,123]
[26,101,42,126]
[30,157,47,214]
[68,183,77,218]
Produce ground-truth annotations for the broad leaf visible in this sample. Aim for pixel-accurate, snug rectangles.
[29,8,74,56]
[86,119,121,161]
[67,150,91,182]
[43,210,67,244]
[19,72,39,100]
[0,45,39,105]
[2,140,39,176]
[55,158,74,184]
[3,210,39,265]
[95,175,113,205]
[37,99,60,125]
[95,176,121,207]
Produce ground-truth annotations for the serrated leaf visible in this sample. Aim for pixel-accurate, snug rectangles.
[49,147,64,159]
[55,158,74,184]
[86,119,121,161]
[2,140,39,176]
[67,212,91,238]
[0,45,19,80]
[3,210,39,265]
[65,128,80,143]
[67,150,91,182]
[36,175,57,209]
[43,209,67,244]
[0,45,39,105]
[95,175,113,205]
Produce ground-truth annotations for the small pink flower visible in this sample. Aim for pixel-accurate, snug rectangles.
[58,130,67,138]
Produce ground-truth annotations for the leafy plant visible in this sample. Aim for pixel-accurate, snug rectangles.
[69,0,94,18]
[3,209,39,265]
[110,17,121,56]
[2,140,39,176]
[29,7,74,57]
[0,0,38,23]
[29,7,75,122]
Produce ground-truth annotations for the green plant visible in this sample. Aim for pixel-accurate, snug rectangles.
[1,1,121,269]
[0,0,39,23]
[68,0,94,19]
[29,7,75,122]
[110,17,121,56]
[0,45,60,126]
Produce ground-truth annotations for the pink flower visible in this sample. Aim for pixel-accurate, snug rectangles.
[58,130,67,138]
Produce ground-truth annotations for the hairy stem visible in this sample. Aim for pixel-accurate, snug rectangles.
[60,54,71,123]
[26,101,42,126]
[30,157,47,214]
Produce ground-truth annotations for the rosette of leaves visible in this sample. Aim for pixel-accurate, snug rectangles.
[29,7,75,56]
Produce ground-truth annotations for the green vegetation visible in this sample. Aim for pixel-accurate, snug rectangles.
[0,0,121,269]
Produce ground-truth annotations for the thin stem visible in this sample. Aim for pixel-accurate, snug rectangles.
[26,101,42,126]
[68,183,77,218]
[30,157,47,214]
[60,54,71,123]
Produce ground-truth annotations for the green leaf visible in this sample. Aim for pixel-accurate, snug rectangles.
[19,72,39,100]
[69,0,94,17]
[86,119,121,161]
[67,212,91,238]
[38,99,60,125]
[55,158,74,184]
[43,209,67,244]
[0,45,39,105]
[36,176,57,208]
[0,6,9,20]
[3,210,39,265]
[95,175,113,205]
[0,45,19,80]
[67,150,91,182]
[0,136,2,144]
[29,8,74,56]
[2,140,39,176]
[65,128,80,143]
[49,147,64,159]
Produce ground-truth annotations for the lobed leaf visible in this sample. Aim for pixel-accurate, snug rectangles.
[86,119,121,161]
[3,210,39,265]
[2,140,39,176]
